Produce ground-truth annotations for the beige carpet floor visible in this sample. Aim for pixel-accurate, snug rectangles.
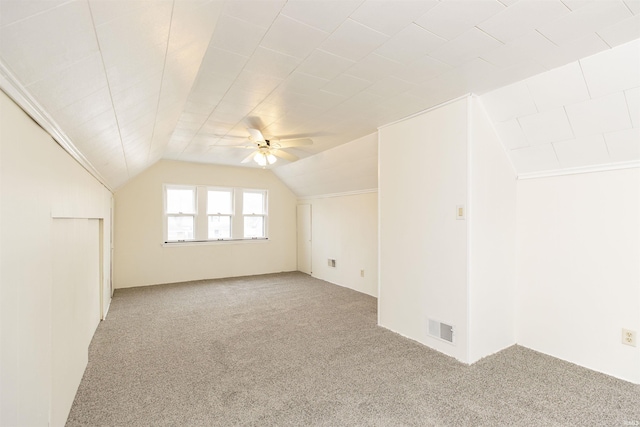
[67,272,640,426]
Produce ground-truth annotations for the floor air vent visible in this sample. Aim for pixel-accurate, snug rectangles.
[428,319,454,343]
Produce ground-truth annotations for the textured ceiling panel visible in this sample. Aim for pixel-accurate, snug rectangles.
[0,0,638,191]
[481,38,639,176]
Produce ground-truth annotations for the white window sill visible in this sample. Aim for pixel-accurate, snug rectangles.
[162,238,269,247]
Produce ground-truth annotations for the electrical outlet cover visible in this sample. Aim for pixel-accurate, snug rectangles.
[622,329,636,347]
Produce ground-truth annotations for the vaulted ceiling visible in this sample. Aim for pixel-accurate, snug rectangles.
[0,0,638,191]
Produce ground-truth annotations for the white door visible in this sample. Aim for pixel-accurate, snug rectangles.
[297,204,312,274]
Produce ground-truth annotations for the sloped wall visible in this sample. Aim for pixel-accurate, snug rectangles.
[1,90,112,426]
[481,39,639,176]
[273,133,377,199]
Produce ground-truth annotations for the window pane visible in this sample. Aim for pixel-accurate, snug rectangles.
[167,216,194,240]
[244,216,264,238]
[208,216,231,239]
[208,190,232,214]
[243,191,265,214]
[167,188,195,214]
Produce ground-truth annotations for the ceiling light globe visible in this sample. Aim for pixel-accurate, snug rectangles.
[254,152,267,166]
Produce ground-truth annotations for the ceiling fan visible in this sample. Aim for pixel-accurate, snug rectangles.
[236,128,313,166]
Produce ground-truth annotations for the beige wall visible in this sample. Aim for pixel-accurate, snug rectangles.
[300,192,378,297]
[1,90,112,426]
[113,160,297,288]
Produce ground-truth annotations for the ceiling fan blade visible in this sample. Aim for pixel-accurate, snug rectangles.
[247,128,265,142]
[213,134,246,139]
[272,150,298,162]
[212,140,250,147]
[241,150,258,164]
[276,138,313,148]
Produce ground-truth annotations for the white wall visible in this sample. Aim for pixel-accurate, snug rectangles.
[300,192,378,297]
[379,99,469,362]
[0,90,112,426]
[467,98,517,363]
[113,160,297,288]
[379,97,518,364]
[516,168,640,384]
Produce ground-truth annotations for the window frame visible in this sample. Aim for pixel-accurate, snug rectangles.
[164,184,197,242]
[242,189,268,239]
[162,184,269,245]
[206,187,234,240]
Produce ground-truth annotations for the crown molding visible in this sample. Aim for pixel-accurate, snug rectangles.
[517,160,640,180]
[297,188,377,201]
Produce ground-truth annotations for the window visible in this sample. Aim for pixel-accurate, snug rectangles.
[243,190,267,238]
[163,185,268,243]
[165,186,196,241]
[207,189,232,239]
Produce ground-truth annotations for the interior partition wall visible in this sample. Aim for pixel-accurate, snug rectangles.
[378,96,517,364]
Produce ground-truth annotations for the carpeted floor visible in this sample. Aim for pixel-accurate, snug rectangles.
[67,272,640,426]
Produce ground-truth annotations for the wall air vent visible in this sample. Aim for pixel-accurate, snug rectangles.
[428,318,454,343]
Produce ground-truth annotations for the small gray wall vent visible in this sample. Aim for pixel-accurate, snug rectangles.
[428,318,454,343]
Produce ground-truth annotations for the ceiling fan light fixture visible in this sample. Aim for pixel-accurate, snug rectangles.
[254,152,267,166]
[254,149,277,166]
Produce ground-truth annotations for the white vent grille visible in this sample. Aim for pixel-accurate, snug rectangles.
[428,318,454,343]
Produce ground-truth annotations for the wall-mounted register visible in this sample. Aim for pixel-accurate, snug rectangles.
[428,318,454,343]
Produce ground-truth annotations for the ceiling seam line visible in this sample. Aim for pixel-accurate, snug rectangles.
[244,16,397,129]
[558,1,572,12]
[86,0,131,177]
[181,1,350,158]
[313,48,357,64]
[19,52,103,89]
[594,32,612,50]
[623,90,634,127]
[524,81,540,115]
[562,106,576,139]
[602,132,612,158]
[343,17,393,39]
[622,1,635,15]
[474,26,506,46]
[0,0,76,28]
[577,61,593,99]
[146,0,177,164]
[410,22,448,43]
[550,140,561,165]
[176,2,290,157]
[208,24,410,150]
[535,29,560,47]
